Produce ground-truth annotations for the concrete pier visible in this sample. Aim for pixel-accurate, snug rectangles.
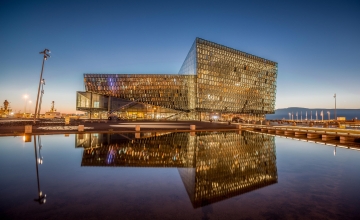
[249,125,360,146]
[276,130,284,134]
[78,125,84,132]
[295,131,307,137]
[307,133,321,139]
[322,134,337,141]
[284,130,295,135]
[25,125,32,134]
[268,129,276,133]
[340,136,355,143]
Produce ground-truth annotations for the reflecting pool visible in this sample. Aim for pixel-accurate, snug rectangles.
[0,131,359,219]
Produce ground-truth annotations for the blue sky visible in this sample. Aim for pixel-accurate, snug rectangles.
[1,0,359,113]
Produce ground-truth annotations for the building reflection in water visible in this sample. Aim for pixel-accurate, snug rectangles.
[76,131,277,208]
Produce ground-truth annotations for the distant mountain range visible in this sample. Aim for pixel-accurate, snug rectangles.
[266,107,360,120]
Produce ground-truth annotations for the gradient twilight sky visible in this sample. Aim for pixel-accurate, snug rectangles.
[1,0,360,113]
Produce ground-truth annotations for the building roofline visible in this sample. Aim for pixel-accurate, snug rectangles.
[83,73,193,76]
[196,37,277,65]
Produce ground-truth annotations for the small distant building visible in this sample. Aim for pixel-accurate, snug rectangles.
[44,101,62,118]
[44,112,61,119]
[337,117,346,121]
[0,100,12,117]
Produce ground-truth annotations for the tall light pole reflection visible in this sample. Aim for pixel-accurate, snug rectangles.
[34,135,46,204]
[34,49,50,124]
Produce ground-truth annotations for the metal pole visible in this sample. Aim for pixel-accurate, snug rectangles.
[38,80,45,117]
[34,55,46,124]
[334,93,337,121]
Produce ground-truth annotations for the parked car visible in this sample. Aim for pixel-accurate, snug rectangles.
[232,117,243,123]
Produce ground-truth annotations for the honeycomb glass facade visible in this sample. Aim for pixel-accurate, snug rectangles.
[77,38,277,120]
[193,38,277,115]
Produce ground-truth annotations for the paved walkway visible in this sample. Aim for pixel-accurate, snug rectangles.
[0,120,241,136]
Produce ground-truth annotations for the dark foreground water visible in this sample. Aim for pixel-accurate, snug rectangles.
[0,131,359,220]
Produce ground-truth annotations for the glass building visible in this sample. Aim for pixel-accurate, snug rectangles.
[77,38,278,120]
[77,131,278,208]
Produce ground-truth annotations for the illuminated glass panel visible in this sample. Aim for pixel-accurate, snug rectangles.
[81,38,278,119]
[179,40,197,75]
[195,38,277,115]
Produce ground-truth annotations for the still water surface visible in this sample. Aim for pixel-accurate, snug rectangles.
[0,131,359,220]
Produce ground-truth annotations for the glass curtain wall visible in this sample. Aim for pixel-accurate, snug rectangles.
[84,74,196,112]
[194,38,277,120]
[76,91,188,120]
[76,91,109,119]
[79,38,278,121]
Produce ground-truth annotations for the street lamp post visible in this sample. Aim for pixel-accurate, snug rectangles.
[37,79,45,118]
[34,49,50,124]
[334,93,336,121]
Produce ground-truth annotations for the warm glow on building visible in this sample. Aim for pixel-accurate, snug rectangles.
[77,38,278,120]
